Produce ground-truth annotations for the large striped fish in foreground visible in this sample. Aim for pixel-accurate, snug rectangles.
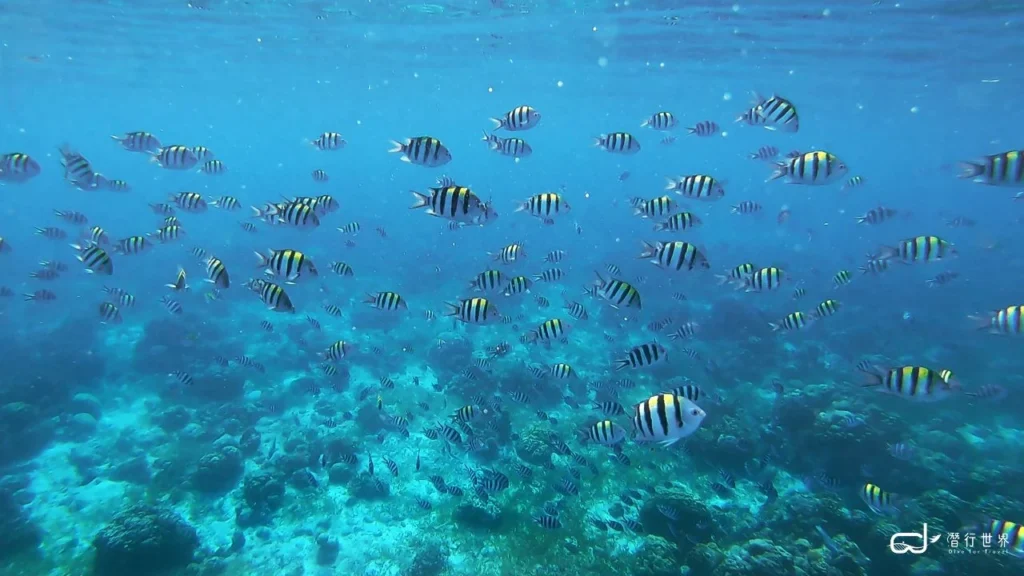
[632,392,706,446]
[970,305,1023,335]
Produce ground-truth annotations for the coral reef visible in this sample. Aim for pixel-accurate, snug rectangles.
[92,504,199,576]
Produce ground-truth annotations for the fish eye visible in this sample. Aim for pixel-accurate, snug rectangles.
[691,408,700,416]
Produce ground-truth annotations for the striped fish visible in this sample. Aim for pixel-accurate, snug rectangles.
[632,393,706,446]
[71,243,113,275]
[364,291,406,311]
[0,152,42,182]
[769,151,848,185]
[640,111,677,130]
[588,272,642,309]
[445,297,500,324]
[389,136,451,167]
[481,132,532,157]
[255,249,318,283]
[878,235,955,263]
[491,105,541,131]
[410,186,490,224]
[959,150,1024,187]
[745,267,785,292]
[736,94,799,132]
[247,278,295,313]
[584,420,626,445]
[111,131,161,153]
[654,212,701,232]
[469,270,505,292]
[860,483,900,516]
[517,193,570,219]
[639,241,709,272]
[665,174,725,200]
[615,342,668,370]
[151,145,199,169]
[970,305,1023,335]
[857,365,959,402]
[770,311,814,332]
[594,132,640,154]
[311,132,345,150]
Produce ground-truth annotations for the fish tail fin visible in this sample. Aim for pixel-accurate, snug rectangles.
[410,191,431,210]
[388,140,406,154]
[957,161,985,180]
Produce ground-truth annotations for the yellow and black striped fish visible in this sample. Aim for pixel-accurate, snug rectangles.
[634,195,676,219]
[0,152,41,182]
[470,270,505,292]
[330,261,354,277]
[585,420,626,445]
[615,342,668,370]
[860,483,899,515]
[152,145,199,170]
[411,186,489,223]
[588,272,642,309]
[745,267,785,292]
[199,160,226,175]
[111,131,161,153]
[247,278,295,313]
[654,212,701,232]
[389,136,451,167]
[364,291,406,311]
[312,169,329,182]
[736,94,799,133]
[252,201,320,228]
[503,275,532,295]
[814,299,841,318]
[639,241,709,272]
[594,132,640,154]
[311,132,345,151]
[205,256,230,289]
[114,235,150,255]
[857,365,959,402]
[491,105,541,131]
[150,225,186,243]
[255,249,318,283]
[833,270,853,287]
[959,150,1023,187]
[640,111,677,130]
[517,193,570,219]
[770,311,813,332]
[170,192,207,213]
[98,301,123,324]
[769,151,848,185]
[665,174,726,200]
[445,297,499,324]
[527,318,571,345]
[71,243,113,275]
[632,392,706,446]
[482,132,532,157]
[492,242,527,265]
[878,235,955,263]
[320,340,351,361]
[970,305,1023,335]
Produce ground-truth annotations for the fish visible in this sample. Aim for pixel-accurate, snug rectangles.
[364,291,406,311]
[615,342,668,370]
[768,151,848,185]
[491,105,541,131]
[410,186,492,224]
[588,272,642,309]
[311,132,346,150]
[593,132,641,154]
[860,483,900,516]
[445,297,500,324]
[665,174,726,200]
[255,249,318,283]
[199,160,226,175]
[151,145,199,169]
[71,243,114,275]
[247,278,295,313]
[389,136,452,167]
[517,193,571,219]
[958,150,1023,187]
[640,111,677,130]
[640,241,709,272]
[205,257,230,289]
[251,201,320,228]
[877,236,956,263]
[737,94,799,132]
[584,420,627,445]
[856,206,898,225]
[111,131,162,153]
[745,267,785,292]
[654,212,702,232]
[749,146,779,161]
[687,120,719,137]
[0,152,41,182]
[970,305,1023,335]
[632,392,706,446]
[857,364,959,402]
[731,201,762,214]
[481,132,532,157]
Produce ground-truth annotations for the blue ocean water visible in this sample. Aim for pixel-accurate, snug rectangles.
[1,1,1023,575]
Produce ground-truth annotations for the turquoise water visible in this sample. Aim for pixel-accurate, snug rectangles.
[1,1,1022,576]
